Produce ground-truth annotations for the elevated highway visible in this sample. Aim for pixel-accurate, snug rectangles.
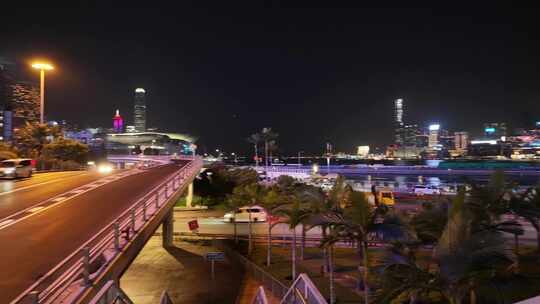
[0,156,202,304]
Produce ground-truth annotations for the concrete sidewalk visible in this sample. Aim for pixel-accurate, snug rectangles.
[121,237,243,304]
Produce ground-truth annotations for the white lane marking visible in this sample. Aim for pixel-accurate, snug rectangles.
[28,206,45,213]
[53,197,67,202]
[69,190,85,194]
[0,219,14,228]
[0,172,89,197]
[0,169,144,231]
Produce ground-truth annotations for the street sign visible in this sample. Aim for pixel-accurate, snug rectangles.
[205,252,225,280]
[205,252,225,261]
[188,220,199,231]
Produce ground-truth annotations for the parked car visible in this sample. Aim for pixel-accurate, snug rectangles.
[0,159,33,179]
[413,185,441,196]
[223,205,268,223]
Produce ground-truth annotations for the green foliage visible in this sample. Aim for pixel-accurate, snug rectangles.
[377,176,517,304]
[411,202,449,244]
[259,127,278,144]
[14,122,62,158]
[41,138,89,164]
[194,167,258,204]
[275,200,311,230]
[328,175,353,209]
[227,182,268,210]
[0,143,18,160]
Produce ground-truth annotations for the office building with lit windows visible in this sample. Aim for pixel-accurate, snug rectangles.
[0,57,39,140]
[134,88,146,132]
[394,98,407,146]
[483,122,507,139]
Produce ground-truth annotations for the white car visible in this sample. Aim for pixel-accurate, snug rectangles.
[223,205,268,223]
[413,185,441,196]
[0,159,33,179]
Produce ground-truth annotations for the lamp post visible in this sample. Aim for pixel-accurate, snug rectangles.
[298,151,304,166]
[31,62,54,124]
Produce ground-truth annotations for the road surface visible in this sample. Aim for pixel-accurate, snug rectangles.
[0,163,187,303]
[0,171,105,220]
[172,207,540,245]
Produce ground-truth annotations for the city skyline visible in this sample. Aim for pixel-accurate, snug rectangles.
[1,4,538,155]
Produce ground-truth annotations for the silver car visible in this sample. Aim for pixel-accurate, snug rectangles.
[0,159,34,179]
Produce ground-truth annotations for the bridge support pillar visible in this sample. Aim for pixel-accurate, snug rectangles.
[186,182,194,208]
[162,209,174,247]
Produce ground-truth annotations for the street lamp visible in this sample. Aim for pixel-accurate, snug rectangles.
[31,62,54,124]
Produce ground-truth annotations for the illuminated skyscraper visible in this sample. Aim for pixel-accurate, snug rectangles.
[395,98,403,124]
[134,88,146,132]
[428,124,440,147]
[454,131,469,151]
[483,122,507,139]
[394,98,404,145]
[113,109,123,133]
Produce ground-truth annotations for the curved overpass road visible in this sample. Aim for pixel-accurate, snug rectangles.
[0,163,187,303]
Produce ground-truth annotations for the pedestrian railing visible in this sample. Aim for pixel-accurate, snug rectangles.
[159,291,174,304]
[280,274,327,304]
[254,166,312,174]
[87,281,133,304]
[225,246,289,301]
[251,286,269,304]
[11,157,203,304]
[174,232,387,248]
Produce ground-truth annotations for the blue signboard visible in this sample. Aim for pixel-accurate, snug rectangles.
[205,252,225,261]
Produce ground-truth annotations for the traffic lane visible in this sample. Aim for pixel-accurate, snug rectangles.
[0,162,188,303]
[172,215,323,237]
[0,171,89,193]
[0,171,104,220]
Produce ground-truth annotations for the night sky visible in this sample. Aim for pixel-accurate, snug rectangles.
[1,3,538,155]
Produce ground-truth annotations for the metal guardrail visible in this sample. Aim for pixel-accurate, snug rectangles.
[172,232,387,248]
[280,274,327,304]
[251,286,269,304]
[159,291,174,304]
[226,243,326,304]
[87,281,133,304]
[11,157,203,304]
[108,154,197,164]
[225,246,289,301]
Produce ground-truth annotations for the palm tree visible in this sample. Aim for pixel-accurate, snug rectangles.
[228,183,267,254]
[320,229,340,304]
[377,190,516,304]
[275,200,310,281]
[322,190,406,304]
[261,185,292,266]
[466,172,524,252]
[328,175,353,209]
[259,128,278,168]
[267,140,278,165]
[511,185,540,251]
[300,184,334,271]
[411,201,449,246]
[247,133,262,167]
